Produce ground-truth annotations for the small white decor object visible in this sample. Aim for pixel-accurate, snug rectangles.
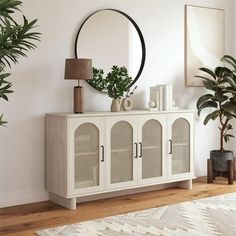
[148,100,156,108]
[149,84,173,111]
[150,87,159,109]
[159,86,164,110]
[163,84,172,110]
[145,100,157,111]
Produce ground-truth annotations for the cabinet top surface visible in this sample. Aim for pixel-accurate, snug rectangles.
[46,110,195,118]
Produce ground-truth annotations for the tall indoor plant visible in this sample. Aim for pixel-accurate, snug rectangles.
[196,55,236,171]
[0,0,40,126]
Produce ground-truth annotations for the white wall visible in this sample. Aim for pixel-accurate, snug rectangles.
[0,0,234,207]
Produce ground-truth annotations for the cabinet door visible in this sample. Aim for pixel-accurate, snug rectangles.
[138,115,166,184]
[106,115,138,189]
[168,113,194,180]
[69,117,105,195]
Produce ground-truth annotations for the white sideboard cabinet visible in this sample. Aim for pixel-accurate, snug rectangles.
[46,110,195,209]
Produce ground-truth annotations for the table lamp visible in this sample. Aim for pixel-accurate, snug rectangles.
[64,58,92,113]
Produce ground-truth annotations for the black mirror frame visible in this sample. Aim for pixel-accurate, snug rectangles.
[74,9,146,92]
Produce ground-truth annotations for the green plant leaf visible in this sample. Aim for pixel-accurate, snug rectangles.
[224,134,235,143]
[203,110,221,125]
[215,66,224,77]
[197,101,218,116]
[221,55,236,70]
[202,80,216,91]
[0,72,12,101]
[0,0,40,126]
[224,112,235,120]
[0,73,11,79]
[194,75,216,84]
[221,101,236,116]
[196,94,214,109]
[0,114,8,126]
[214,91,227,103]
[230,96,236,103]
[220,75,236,89]
[198,67,216,79]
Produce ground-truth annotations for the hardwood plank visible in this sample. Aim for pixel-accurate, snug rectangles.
[1,177,236,236]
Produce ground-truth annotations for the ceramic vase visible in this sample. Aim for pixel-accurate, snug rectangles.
[111,98,122,112]
[122,97,133,111]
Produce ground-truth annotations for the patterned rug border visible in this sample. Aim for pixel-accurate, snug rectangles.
[37,192,236,236]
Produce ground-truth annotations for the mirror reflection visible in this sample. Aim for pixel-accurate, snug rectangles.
[75,9,145,91]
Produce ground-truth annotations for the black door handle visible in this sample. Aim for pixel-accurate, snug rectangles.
[134,142,138,158]
[101,145,105,162]
[139,142,143,157]
[169,140,173,154]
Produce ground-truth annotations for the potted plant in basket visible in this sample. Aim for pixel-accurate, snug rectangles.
[196,55,236,173]
[92,65,133,112]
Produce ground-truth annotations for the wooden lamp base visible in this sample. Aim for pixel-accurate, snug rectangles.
[74,86,84,113]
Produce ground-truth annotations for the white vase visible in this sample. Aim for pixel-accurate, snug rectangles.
[122,97,133,111]
[111,98,122,112]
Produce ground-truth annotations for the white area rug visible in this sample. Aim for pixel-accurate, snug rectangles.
[37,192,236,236]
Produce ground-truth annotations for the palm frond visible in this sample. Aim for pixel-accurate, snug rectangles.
[0,0,40,126]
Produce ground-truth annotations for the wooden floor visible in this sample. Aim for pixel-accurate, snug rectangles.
[1,177,236,236]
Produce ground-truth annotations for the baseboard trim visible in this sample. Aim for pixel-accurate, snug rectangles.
[0,189,49,208]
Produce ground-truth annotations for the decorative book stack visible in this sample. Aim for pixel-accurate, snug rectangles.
[149,84,174,111]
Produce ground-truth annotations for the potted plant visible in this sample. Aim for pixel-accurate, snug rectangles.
[0,0,40,126]
[196,55,236,172]
[92,65,133,112]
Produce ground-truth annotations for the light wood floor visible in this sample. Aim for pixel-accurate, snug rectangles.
[1,177,236,236]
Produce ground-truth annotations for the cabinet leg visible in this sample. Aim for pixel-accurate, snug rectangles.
[49,193,77,210]
[177,180,192,189]
[207,159,213,183]
[228,160,234,185]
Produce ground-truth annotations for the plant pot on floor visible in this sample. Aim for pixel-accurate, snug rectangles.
[210,150,234,172]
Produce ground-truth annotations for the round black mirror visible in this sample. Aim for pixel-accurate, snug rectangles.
[75,9,146,92]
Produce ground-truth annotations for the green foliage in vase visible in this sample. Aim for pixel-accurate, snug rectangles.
[0,0,40,126]
[90,65,133,99]
[88,67,106,93]
[106,66,132,99]
[196,55,236,151]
